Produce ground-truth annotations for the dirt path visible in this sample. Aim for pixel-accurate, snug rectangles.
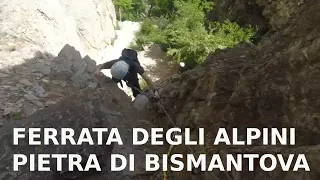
[138,45,177,82]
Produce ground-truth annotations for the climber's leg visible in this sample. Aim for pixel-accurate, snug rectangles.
[126,75,141,98]
[130,80,141,98]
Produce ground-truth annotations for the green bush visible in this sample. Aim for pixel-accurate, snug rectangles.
[115,0,256,68]
[135,18,168,46]
[134,0,256,67]
[114,0,146,21]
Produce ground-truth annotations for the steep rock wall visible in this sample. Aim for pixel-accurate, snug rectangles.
[0,44,149,180]
[0,0,116,59]
[156,0,320,179]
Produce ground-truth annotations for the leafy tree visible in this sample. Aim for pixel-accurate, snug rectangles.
[115,0,256,67]
[114,0,133,21]
[145,0,175,17]
[134,0,256,67]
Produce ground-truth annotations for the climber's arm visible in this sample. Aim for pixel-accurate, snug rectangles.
[133,62,156,91]
[95,60,118,76]
[95,64,104,73]
[96,60,118,71]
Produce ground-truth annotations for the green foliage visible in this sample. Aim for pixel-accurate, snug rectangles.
[146,0,175,17]
[114,0,146,21]
[114,0,178,21]
[115,0,256,67]
[135,0,256,67]
[135,18,168,46]
[114,0,133,10]
[210,20,256,48]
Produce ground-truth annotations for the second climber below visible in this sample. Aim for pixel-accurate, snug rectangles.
[94,48,159,99]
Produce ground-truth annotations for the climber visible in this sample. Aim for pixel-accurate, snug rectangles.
[178,62,188,74]
[95,48,159,99]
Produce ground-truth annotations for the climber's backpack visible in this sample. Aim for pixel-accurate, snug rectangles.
[120,48,140,65]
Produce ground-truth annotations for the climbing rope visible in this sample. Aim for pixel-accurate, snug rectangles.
[128,85,199,179]
[163,143,174,180]
[157,101,199,180]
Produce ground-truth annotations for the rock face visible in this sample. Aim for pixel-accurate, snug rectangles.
[0,44,99,123]
[0,0,117,126]
[50,44,97,88]
[0,44,121,180]
[0,0,116,59]
[0,85,118,180]
[0,43,154,180]
[157,0,320,179]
